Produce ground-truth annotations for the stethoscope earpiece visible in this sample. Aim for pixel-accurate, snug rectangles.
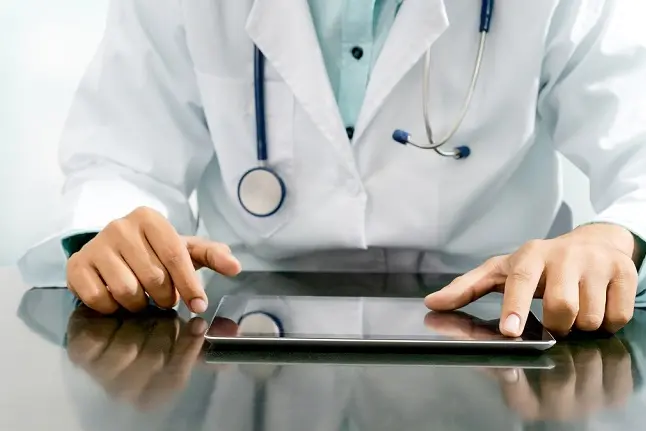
[393,129,472,160]
[454,146,471,159]
[392,0,494,160]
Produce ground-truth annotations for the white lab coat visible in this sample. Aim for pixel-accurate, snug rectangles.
[18,0,646,282]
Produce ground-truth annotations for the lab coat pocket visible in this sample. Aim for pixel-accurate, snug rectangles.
[193,70,295,238]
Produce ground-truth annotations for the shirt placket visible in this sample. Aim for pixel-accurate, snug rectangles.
[338,0,377,141]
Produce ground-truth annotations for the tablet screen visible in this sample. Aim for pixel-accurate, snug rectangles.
[207,295,550,343]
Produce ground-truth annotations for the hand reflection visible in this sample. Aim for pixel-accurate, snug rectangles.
[492,339,634,421]
[424,310,511,340]
[66,306,208,410]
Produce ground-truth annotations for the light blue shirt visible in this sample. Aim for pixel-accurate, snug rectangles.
[308,0,403,135]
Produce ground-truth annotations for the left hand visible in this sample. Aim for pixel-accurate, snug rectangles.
[66,306,208,410]
[425,224,639,337]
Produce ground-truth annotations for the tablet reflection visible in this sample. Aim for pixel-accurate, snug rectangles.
[424,311,522,341]
[57,302,637,429]
[203,337,636,429]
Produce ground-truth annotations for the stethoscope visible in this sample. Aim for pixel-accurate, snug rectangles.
[237,0,495,218]
[237,311,285,338]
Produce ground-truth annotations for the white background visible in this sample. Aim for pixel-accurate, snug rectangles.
[0,0,596,266]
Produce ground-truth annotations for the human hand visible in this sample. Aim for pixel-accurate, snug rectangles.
[66,306,207,410]
[66,207,242,314]
[490,339,634,420]
[425,224,639,337]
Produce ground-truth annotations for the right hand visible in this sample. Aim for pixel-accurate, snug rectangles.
[66,207,242,314]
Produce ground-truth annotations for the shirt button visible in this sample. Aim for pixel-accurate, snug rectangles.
[351,46,364,60]
[346,126,355,139]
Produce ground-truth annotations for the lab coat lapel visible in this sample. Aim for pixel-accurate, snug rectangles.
[245,0,348,148]
[354,0,450,142]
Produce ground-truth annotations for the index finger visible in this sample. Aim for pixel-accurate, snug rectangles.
[424,255,507,311]
[142,217,207,313]
[499,245,545,337]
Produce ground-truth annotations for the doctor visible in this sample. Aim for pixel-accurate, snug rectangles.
[30,0,646,337]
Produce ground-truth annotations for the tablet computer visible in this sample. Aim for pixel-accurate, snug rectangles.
[205,295,556,352]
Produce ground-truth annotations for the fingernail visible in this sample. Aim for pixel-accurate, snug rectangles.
[501,368,520,383]
[191,319,208,335]
[190,298,208,314]
[502,313,521,335]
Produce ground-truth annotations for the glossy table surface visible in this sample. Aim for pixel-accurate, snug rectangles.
[4,266,646,430]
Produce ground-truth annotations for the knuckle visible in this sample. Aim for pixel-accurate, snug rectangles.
[108,281,138,297]
[66,253,85,274]
[484,255,505,270]
[521,239,543,254]
[614,256,638,283]
[154,294,179,309]
[159,247,186,268]
[450,274,465,285]
[576,313,604,331]
[204,246,219,267]
[131,206,152,217]
[105,218,132,237]
[139,267,166,288]
[544,295,579,317]
[508,266,534,283]
[607,308,634,327]
[213,242,231,255]
[130,206,159,221]
[82,288,106,307]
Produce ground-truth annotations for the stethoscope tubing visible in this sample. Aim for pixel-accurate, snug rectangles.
[254,47,268,164]
[393,0,495,159]
[241,0,495,217]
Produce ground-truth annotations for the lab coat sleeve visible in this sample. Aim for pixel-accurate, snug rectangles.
[18,0,214,283]
[538,0,646,302]
[60,0,213,237]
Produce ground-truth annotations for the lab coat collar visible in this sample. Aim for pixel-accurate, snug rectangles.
[245,0,348,149]
[354,0,450,142]
[245,0,449,149]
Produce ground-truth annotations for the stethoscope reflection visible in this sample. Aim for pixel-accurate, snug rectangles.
[208,309,528,383]
[13,285,646,428]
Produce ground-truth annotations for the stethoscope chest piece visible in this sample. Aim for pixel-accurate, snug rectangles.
[237,311,284,337]
[238,167,286,217]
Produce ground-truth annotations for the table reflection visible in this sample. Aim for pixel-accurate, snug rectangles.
[490,339,636,421]
[65,306,207,411]
[13,271,646,430]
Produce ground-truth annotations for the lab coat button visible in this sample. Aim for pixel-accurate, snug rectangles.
[351,46,364,60]
[346,126,355,139]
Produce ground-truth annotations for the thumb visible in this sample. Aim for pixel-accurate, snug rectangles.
[184,236,242,276]
[424,256,507,311]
